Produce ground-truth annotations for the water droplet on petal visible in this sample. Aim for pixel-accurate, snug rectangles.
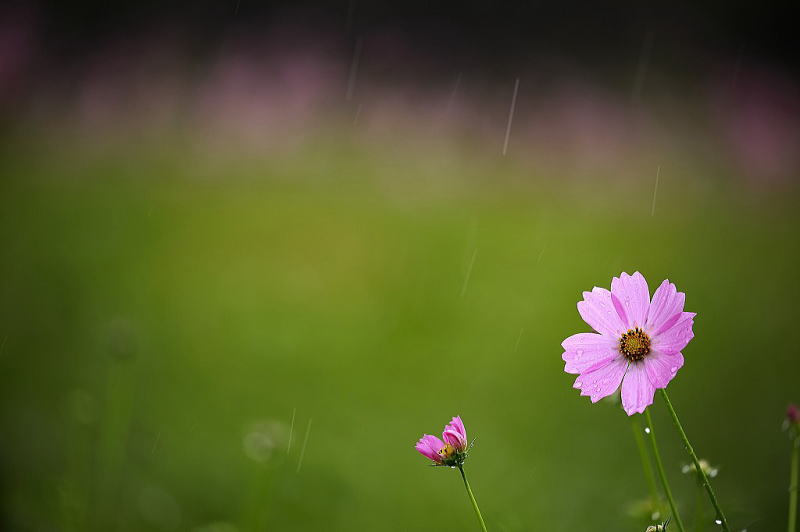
[670,366,677,372]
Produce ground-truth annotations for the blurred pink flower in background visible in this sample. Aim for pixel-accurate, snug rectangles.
[562,272,695,415]
[0,6,38,106]
[711,64,800,182]
[524,85,643,173]
[785,403,800,439]
[1,19,798,186]
[76,33,187,134]
[788,404,799,425]
[192,36,340,151]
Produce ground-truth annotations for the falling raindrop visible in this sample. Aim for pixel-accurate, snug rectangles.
[715,519,722,525]
[651,166,661,216]
[502,77,519,156]
[644,427,651,434]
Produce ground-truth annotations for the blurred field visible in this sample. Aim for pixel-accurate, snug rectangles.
[1,130,798,532]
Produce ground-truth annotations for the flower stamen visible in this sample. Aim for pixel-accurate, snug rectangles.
[619,327,651,361]
[438,443,456,461]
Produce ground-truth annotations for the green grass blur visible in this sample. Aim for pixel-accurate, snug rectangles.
[1,135,798,531]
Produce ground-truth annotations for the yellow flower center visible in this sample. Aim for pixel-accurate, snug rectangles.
[437,443,456,460]
[619,327,651,362]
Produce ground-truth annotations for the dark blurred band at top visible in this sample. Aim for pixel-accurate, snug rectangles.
[1,0,799,183]
[8,0,799,75]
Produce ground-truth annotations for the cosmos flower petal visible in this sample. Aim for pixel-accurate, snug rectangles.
[442,430,462,449]
[646,280,686,334]
[610,271,651,328]
[415,434,444,462]
[573,355,628,403]
[561,332,619,374]
[447,416,466,439]
[653,312,695,354]
[577,287,627,337]
[442,416,467,449]
[621,362,656,415]
[644,350,685,388]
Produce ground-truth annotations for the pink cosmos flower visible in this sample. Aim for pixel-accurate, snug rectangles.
[562,272,695,415]
[415,416,469,466]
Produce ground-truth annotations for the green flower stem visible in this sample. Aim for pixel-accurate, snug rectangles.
[632,417,663,514]
[659,389,730,532]
[789,433,799,532]
[458,465,488,532]
[645,408,686,532]
[692,484,704,532]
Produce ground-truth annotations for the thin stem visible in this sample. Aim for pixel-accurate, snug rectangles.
[789,434,799,532]
[645,409,686,532]
[659,389,730,532]
[243,463,273,531]
[692,484,704,532]
[632,417,663,514]
[458,465,488,532]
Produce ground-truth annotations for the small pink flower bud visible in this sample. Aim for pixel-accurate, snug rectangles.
[415,416,471,467]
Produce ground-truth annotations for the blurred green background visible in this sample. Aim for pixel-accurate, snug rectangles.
[1,133,798,531]
[2,1,800,529]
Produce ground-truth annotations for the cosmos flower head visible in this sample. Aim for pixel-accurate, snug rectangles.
[562,272,695,415]
[415,416,470,467]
